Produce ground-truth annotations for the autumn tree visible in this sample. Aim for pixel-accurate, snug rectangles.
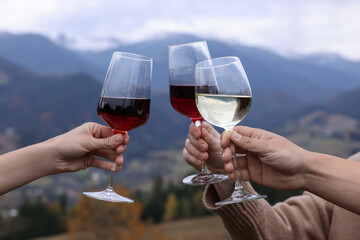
[67,185,145,240]
[163,193,179,221]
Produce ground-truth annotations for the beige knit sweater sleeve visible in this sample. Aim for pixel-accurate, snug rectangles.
[203,152,360,239]
[203,182,334,240]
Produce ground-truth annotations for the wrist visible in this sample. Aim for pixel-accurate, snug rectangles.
[33,141,59,176]
[301,151,332,192]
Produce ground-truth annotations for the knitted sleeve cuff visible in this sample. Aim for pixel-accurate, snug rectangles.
[203,182,268,239]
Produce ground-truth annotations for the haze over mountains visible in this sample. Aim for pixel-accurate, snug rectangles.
[0,32,360,156]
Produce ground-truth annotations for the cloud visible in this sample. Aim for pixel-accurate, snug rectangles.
[1,0,360,59]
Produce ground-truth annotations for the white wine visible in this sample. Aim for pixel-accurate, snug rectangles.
[195,94,251,130]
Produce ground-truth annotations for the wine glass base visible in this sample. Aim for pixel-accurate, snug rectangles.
[182,173,228,186]
[83,189,134,203]
[215,191,266,206]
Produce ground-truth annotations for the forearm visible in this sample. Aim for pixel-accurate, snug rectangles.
[0,143,56,195]
[304,152,360,214]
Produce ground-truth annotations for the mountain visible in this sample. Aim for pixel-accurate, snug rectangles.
[0,33,103,79]
[296,53,360,80]
[324,87,360,119]
[77,33,360,104]
[1,32,360,105]
[0,57,100,143]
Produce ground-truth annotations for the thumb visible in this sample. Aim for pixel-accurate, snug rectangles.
[230,131,264,153]
[201,125,219,149]
[92,134,124,150]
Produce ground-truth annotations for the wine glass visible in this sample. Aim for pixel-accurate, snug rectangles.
[83,52,152,203]
[195,56,266,205]
[169,41,228,185]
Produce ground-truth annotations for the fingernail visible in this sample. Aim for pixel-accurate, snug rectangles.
[114,134,122,142]
[111,162,116,171]
[232,132,242,140]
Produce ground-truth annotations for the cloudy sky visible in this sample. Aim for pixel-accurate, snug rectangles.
[1,0,360,60]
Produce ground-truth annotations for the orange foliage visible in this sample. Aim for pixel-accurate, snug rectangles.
[67,185,145,240]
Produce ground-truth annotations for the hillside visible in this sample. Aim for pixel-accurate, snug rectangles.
[325,88,360,119]
[0,33,102,79]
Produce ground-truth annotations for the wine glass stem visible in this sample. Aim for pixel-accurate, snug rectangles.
[233,155,244,192]
[194,120,211,175]
[230,141,246,194]
[106,171,114,192]
[201,162,211,174]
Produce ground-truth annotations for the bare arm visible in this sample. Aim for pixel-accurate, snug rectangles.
[0,122,129,195]
[222,127,360,214]
[302,152,360,214]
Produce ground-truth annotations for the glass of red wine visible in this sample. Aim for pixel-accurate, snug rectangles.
[169,41,228,185]
[83,52,152,203]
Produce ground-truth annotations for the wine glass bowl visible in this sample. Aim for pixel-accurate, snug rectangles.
[83,52,152,203]
[195,56,266,205]
[169,41,210,125]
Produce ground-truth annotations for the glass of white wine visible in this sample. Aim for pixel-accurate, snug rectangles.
[195,56,266,205]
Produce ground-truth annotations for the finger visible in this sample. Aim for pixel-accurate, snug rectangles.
[115,145,127,154]
[224,162,237,181]
[185,139,208,161]
[224,161,250,181]
[114,154,124,166]
[87,122,114,138]
[122,133,130,145]
[233,126,273,140]
[188,133,207,152]
[95,149,117,161]
[202,122,220,139]
[91,134,125,150]
[90,158,122,171]
[183,148,202,171]
[222,147,232,164]
[230,131,265,153]
[189,122,201,139]
[224,160,234,174]
[201,124,220,148]
[220,130,231,149]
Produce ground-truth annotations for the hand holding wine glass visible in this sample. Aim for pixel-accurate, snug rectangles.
[195,56,266,205]
[83,52,152,203]
[220,126,307,191]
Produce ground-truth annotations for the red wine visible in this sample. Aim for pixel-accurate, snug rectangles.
[97,97,150,134]
[170,85,203,122]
